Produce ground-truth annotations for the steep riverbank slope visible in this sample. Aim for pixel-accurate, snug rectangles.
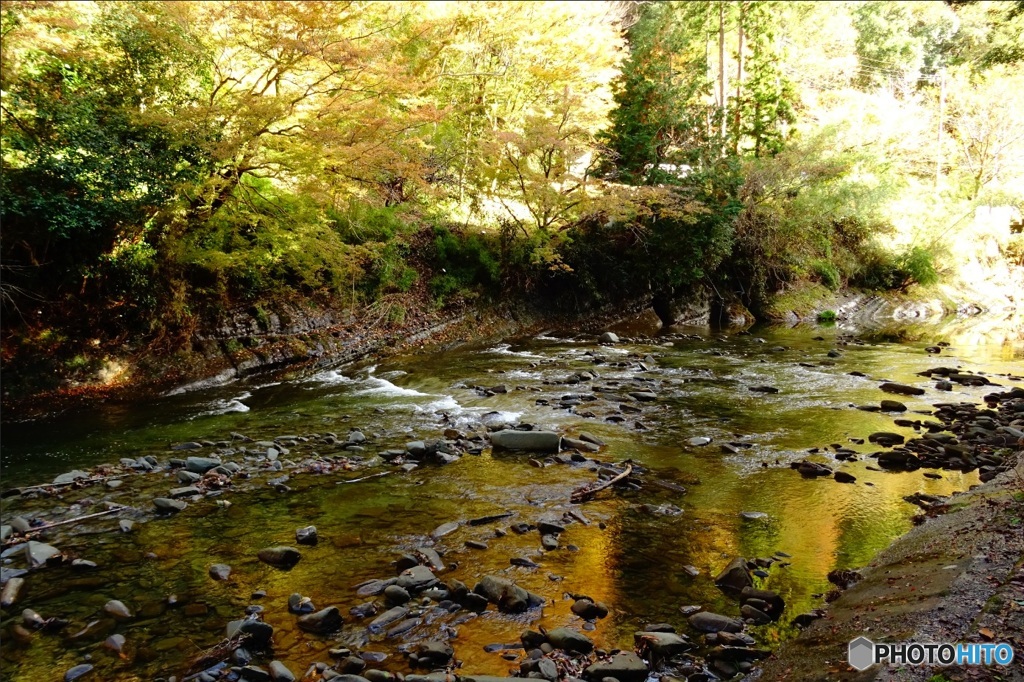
[750,449,1024,682]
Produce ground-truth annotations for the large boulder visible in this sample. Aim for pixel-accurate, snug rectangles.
[490,430,561,452]
[634,631,692,659]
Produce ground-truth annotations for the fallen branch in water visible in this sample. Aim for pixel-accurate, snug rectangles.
[570,463,633,503]
[35,504,131,530]
[336,471,391,485]
[2,473,141,497]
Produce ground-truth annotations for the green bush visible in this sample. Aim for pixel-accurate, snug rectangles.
[853,245,939,291]
[428,226,501,304]
[811,259,842,290]
[817,309,837,323]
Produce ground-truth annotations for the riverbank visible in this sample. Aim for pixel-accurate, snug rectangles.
[750,451,1024,682]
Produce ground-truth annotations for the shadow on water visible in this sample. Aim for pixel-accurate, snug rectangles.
[0,313,1021,680]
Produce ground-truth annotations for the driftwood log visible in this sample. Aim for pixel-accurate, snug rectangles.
[570,463,633,503]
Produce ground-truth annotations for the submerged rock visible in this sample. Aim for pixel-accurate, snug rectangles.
[688,611,742,633]
[257,546,301,569]
[546,626,594,654]
[583,652,647,682]
[714,557,753,594]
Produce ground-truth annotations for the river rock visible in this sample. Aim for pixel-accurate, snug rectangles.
[170,486,201,498]
[688,611,742,633]
[688,436,712,446]
[384,584,411,605]
[64,664,94,681]
[546,626,594,654]
[153,497,187,513]
[288,593,316,613]
[490,430,561,452]
[26,541,61,567]
[226,619,273,648]
[880,399,907,412]
[634,631,691,658]
[0,525,11,541]
[104,599,133,619]
[257,546,301,569]
[295,526,318,545]
[740,587,785,618]
[269,660,297,682]
[1,577,24,607]
[430,521,460,539]
[583,652,647,682]
[414,641,454,667]
[396,565,438,592]
[176,470,202,484]
[868,432,905,446]
[104,633,126,652]
[834,471,857,483]
[370,606,411,636]
[209,563,231,580]
[473,575,543,613]
[740,604,772,624]
[880,382,924,396]
[714,557,753,594]
[53,470,90,485]
[598,332,619,344]
[570,598,608,620]
[297,606,343,633]
[629,391,658,402]
[185,456,221,473]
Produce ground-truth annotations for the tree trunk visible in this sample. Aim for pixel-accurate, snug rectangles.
[719,1,728,146]
[734,2,745,155]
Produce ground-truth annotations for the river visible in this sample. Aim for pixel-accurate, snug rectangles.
[1,314,1021,681]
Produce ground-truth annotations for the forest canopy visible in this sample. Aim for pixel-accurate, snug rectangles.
[1,1,1022,368]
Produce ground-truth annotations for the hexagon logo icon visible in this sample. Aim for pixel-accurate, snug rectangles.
[848,636,875,671]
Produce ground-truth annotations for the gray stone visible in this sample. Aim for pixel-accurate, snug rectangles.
[633,631,691,658]
[53,470,90,485]
[104,634,126,653]
[25,541,61,568]
[415,641,454,667]
[599,332,619,344]
[474,575,543,613]
[176,470,202,484]
[257,546,301,569]
[384,584,411,605]
[170,486,201,498]
[104,599,133,619]
[688,436,712,446]
[153,497,187,513]
[185,456,221,473]
[490,430,561,452]
[297,606,343,634]
[546,627,594,654]
[269,660,297,682]
[430,521,460,539]
[583,652,648,682]
[629,391,658,402]
[740,604,771,624]
[209,564,231,580]
[714,557,753,594]
[64,664,94,681]
[1,577,24,607]
[396,565,438,592]
[688,611,742,633]
[880,400,907,412]
[295,526,318,545]
[369,606,410,634]
[570,598,608,620]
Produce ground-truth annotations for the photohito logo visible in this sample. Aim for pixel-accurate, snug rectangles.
[848,637,1015,671]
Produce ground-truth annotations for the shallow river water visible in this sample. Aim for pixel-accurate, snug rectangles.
[1,315,1021,681]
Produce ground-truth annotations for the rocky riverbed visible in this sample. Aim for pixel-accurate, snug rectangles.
[1,322,1021,682]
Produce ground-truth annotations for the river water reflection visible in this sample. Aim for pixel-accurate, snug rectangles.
[1,315,1021,680]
